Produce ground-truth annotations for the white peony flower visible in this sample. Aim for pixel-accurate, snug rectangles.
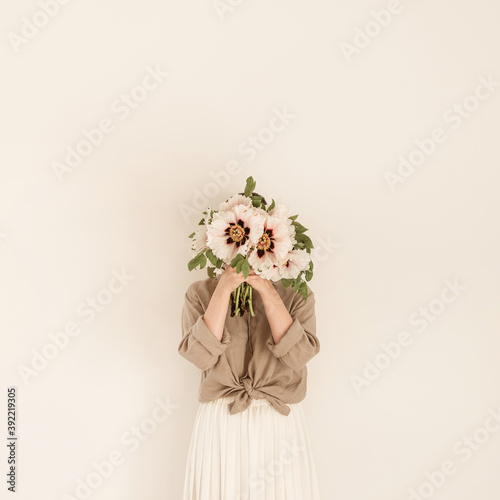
[253,205,269,218]
[218,193,253,211]
[268,197,291,219]
[278,248,311,280]
[269,198,296,243]
[247,214,295,271]
[255,255,282,281]
[206,204,265,264]
[189,207,214,257]
[190,225,208,257]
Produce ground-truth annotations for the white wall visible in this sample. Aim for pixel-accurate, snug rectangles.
[1,0,500,499]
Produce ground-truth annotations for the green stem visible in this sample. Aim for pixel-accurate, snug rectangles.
[248,285,254,317]
[234,284,241,316]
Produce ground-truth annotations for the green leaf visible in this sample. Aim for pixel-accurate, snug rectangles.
[206,249,218,266]
[305,269,313,281]
[281,278,293,288]
[188,232,195,238]
[207,266,215,279]
[267,198,275,212]
[188,250,207,271]
[299,281,308,301]
[215,258,224,269]
[244,176,256,197]
[187,256,199,271]
[236,258,244,273]
[295,232,314,249]
[251,195,262,207]
[292,221,308,233]
[241,259,250,278]
[199,253,207,269]
[231,254,244,267]
[289,214,299,221]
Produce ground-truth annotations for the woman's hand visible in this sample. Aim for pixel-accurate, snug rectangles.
[246,269,293,343]
[217,265,247,295]
[244,269,276,300]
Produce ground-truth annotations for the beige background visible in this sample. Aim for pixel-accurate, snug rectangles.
[1,0,500,499]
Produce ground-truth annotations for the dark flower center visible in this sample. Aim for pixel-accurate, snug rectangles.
[256,229,275,257]
[225,219,250,247]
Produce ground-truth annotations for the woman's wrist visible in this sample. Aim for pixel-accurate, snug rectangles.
[261,286,281,311]
[215,281,233,299]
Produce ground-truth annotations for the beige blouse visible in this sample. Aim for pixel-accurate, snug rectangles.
[178,275,320,416]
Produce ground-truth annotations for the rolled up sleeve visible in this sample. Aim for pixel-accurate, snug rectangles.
[266,287,320,371]
[178,288,231,371]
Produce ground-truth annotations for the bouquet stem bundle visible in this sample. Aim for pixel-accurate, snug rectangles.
[231,281,254,317]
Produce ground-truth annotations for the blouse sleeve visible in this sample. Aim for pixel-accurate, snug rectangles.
[266,286,320,371]
[178,287,231,371]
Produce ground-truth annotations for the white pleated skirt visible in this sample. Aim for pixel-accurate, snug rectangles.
[182,395,321,500]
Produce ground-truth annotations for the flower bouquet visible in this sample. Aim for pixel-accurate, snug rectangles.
[187,176,314,317]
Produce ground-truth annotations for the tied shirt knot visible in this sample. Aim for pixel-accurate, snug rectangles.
[227,375,291,416]
[241,376,261,399]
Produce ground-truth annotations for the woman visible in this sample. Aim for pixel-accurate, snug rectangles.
[179,264,321,499]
